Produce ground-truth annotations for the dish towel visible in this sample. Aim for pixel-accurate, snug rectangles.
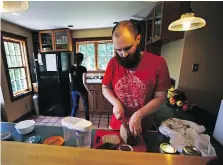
[159,118,216,157]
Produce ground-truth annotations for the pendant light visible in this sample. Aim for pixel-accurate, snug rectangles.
[0,1,28,13]
[168,2,206,31]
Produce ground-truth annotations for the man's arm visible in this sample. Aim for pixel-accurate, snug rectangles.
[138,56,170,117]
[129,91,167,136]
[102,84,124,119]
[137,91,167,118]
[102,85,120,106]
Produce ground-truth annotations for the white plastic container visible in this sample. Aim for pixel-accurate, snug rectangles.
[61,117,92,148]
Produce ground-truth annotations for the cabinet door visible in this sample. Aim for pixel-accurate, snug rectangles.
[39,30,54,52]
[107,100,113,115]
[88,92,94,113]
[152,2,163,42]
[78,92,94,113]
[54,29,72,52]
[93,90,111,114]
[146,11,154,45]
[78,98,84,112]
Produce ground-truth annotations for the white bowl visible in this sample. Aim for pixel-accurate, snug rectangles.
[15,120,35,135]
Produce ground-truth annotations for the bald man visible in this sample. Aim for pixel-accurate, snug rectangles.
[102,21,171,136]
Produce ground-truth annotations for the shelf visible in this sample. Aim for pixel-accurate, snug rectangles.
[146,41,152,45]
[56,43,68,45]
[155,15,162,19]
[42,43,52,45]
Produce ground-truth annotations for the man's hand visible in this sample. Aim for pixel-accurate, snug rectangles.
[129,110,143,137]
[113,102,124,120]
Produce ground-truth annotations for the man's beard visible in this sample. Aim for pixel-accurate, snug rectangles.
[115,45,141,69]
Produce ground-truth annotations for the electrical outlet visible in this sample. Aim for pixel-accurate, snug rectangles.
[192,64,199,72]
[25,104,29,111]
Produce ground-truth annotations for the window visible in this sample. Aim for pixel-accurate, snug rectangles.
[2,33,32,100]
[76,40,114,70]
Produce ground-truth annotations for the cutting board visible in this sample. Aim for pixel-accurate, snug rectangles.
[93,130,147,152]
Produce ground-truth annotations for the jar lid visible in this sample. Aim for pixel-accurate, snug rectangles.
[44,136,64,146]
[61,117,92,132]
[182,146,201,156]
[24,135,41,144]
[1,132,12,140]
[160,143,176,154]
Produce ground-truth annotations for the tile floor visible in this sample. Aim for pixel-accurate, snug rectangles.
[28,113,112,129]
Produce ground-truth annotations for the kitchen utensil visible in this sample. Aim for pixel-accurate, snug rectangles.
[15,120,35,135]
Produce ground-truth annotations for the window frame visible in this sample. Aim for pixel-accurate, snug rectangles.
[76,40,115,71]
[1,31,33,102]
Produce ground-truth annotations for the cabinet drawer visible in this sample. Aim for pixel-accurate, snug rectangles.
[89,85,102,91]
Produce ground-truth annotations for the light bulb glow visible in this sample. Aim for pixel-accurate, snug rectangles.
[12,12,19,16]
[0,1,3,11]
[183,22,191,30]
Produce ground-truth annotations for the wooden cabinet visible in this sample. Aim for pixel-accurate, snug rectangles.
[78,84,112,115]
[39,29,72,52]
[78,92,94,113]
[145,2,185,46]
[145,11,154,45]
[54,29,72,52]
[152,3,163,42]
[93,90,112,114]
[39,30,54,52]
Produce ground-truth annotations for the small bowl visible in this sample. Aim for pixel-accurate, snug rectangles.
[1,132,13,141]
[118,144,133,152]
[15,120,35,135]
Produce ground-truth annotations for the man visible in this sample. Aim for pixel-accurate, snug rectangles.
[102,21,170,136]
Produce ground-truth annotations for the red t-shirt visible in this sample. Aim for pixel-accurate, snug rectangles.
[102,51,171,129]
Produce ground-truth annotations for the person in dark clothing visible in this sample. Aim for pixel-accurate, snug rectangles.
[69,53,92,120]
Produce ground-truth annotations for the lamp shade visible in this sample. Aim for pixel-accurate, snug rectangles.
[0,1,28,13]
[168,13,206,31]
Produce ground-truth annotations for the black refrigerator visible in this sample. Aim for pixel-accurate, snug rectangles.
[35,52,71,116]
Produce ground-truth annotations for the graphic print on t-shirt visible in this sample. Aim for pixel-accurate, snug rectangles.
[115,73,146,109]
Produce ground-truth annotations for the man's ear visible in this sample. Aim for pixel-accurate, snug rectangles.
[136,34,141,45]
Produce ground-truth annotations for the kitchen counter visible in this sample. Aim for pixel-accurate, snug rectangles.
[0,122,215,165]
[0,122,169,150]
[2,141,212,165]
[86,79,102,84]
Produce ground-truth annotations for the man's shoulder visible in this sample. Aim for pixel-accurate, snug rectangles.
[108,57,118,66]
[143,51,166,64]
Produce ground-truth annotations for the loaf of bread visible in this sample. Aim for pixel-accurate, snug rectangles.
[102,134,120,144]
[120,122,138,146]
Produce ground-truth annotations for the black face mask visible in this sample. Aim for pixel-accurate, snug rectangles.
[116,45,141,69]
